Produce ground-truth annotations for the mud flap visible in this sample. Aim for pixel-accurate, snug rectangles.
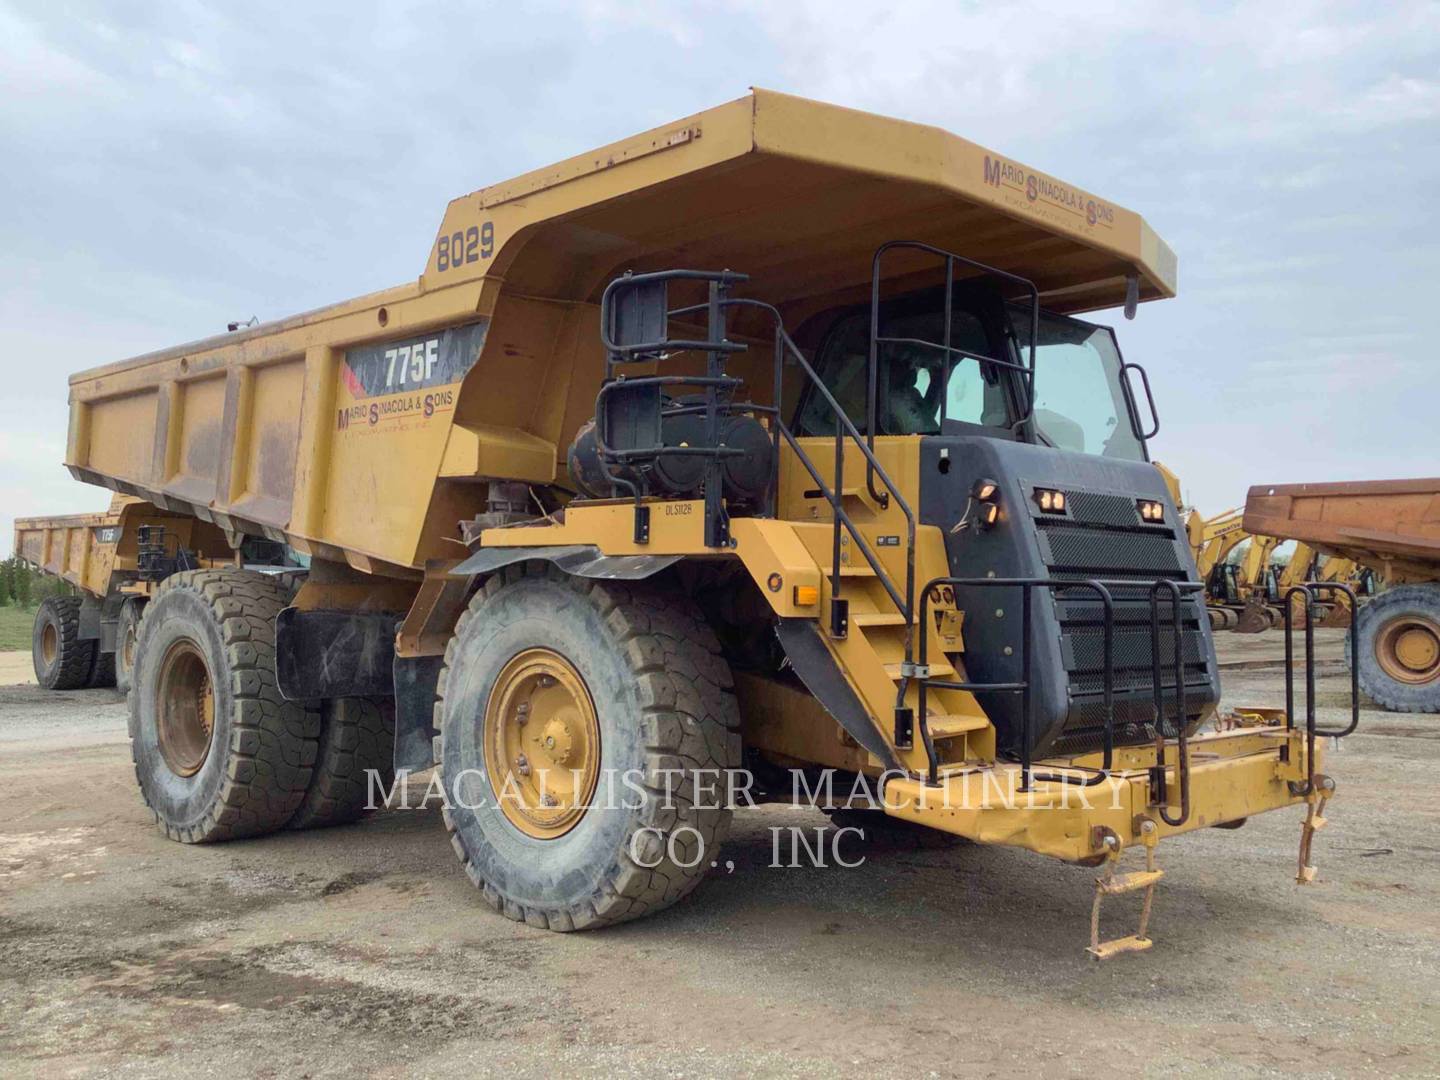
[393,654,444,775]
[275,608,400,700]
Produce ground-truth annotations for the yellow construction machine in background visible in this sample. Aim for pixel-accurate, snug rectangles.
[1184,507,1368,634]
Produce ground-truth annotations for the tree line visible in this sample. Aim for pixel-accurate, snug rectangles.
[0,558,72,608]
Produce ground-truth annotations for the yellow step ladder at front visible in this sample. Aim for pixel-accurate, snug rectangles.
[1088,821,1163,960]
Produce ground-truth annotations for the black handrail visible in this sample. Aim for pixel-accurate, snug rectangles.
[866,241,1042,508]
[915,576,1115,789]
[1148,579,1191,826]
[1283,582,1361,796]
[593,274,920,639]
[596,249,1044,720]
[725,298,917,636]
[595,271,752,527]
[599,269,750,357]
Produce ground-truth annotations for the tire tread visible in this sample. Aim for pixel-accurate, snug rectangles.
[34,596,95,691]
[130,569,318,842]
[436,564,741,931]
[286,698,395,830]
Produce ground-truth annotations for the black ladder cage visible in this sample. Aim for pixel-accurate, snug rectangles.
[134,525,196,581]
[594,242,1043,696]
[593,265,922,626]
[595,269,782,548]
[1283,582,1362,796]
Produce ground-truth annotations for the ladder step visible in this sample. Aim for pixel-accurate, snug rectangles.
[1087,934,1153,960]
[924,714,989,738]
[1096,869,1164,896]
[837,564,876,576]
[884,661,955,679]
[852,612,911,627]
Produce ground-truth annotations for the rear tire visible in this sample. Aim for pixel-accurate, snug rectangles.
[286,697,395,830]
[115,599,144,694]
[33,596,95,690]
[1347,584,1440,713]
[437,564,741,930]
[129,569,319,842]
[86,646,117,688]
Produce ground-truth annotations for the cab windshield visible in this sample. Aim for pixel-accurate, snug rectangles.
[796,294,1146,463]
[1010,304,1147,463]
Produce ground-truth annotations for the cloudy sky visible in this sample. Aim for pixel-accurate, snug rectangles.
[3,0,1438,549]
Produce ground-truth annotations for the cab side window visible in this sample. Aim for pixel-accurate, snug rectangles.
[797,307,1004,436]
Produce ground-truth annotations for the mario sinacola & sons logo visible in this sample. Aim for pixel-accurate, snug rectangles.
[335,320,488,431]
[337,387,454,429]
[983,154,1115,228]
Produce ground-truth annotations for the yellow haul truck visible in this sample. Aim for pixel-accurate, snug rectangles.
[14,496,291,692]
[58,91,1357,956]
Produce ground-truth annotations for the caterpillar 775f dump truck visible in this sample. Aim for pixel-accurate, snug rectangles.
[52,90,1358,957]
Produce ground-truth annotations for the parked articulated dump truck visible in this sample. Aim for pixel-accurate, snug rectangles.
[1247,477,1440,712]
[36,90,1359,957]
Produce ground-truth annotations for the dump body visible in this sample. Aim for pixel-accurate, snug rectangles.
[65,89,1175,579]
[1244,478,1440,583]
[14,496,235,601]
[14,501,127,597]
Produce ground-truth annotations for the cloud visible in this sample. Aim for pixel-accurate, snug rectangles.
[0,0,1436,546]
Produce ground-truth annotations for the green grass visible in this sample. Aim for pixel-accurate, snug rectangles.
[0,604,38,651]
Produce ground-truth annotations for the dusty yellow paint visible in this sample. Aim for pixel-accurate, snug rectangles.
[885,728,1319,861]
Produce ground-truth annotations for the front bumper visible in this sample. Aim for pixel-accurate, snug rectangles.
[882,727,1318,862]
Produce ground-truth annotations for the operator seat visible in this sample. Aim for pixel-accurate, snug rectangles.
[885,358,938,434]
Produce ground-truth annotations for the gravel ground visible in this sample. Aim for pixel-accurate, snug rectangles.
[1,630,1437,1077]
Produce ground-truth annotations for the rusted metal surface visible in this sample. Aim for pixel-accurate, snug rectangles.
[1244,478,1440,583]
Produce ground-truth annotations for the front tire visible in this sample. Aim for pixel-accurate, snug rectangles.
[129,570,319,842]
[33,596,95,690]
[1347,584,1440,713]
[437,564,741,930]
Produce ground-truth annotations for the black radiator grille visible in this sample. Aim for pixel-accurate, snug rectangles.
[1036,511,1215,756]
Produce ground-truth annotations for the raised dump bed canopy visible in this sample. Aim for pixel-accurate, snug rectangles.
[65,90,1178,575]
[439,88,1177,314]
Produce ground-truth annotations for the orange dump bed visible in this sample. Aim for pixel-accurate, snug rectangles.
[1244,478,1440,583]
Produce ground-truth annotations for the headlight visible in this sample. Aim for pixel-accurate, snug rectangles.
[1033,487,1067,514]
[1137,499,1166,522]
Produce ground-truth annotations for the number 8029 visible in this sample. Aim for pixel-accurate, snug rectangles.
[436,222,495,272]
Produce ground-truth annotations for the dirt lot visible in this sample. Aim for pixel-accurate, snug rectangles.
[2,629,1437,1077]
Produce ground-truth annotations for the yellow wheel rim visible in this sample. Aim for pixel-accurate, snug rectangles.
[41,622,58,666]
[121,617,137,673]
[156,640,215,777]
[1376,614,1440,686]
[483,648,601,840]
